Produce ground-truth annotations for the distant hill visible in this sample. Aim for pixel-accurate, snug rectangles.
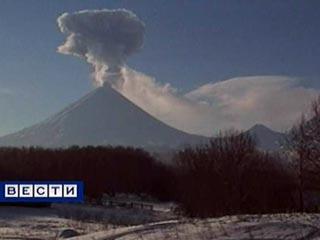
[246,124,286,151]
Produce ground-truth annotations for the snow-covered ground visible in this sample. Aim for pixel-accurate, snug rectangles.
[70,213,320,240]
[1,205,320,239]
[0,203,175,239]
[0,206,106,239]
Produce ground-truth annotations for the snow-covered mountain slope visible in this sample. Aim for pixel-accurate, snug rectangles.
[0,85,206,148]
[246,124,287,151]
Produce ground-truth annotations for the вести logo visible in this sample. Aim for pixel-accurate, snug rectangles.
[0,181,84,203]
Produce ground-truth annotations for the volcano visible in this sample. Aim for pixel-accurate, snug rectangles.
[0,85,206,148]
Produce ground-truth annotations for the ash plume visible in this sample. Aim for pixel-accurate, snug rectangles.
[57,9,145,86]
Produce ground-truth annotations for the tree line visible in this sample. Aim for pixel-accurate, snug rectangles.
[173,131,296,217]
[0,146,172,201]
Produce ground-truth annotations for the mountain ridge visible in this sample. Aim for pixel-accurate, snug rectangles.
[246,124,286,151]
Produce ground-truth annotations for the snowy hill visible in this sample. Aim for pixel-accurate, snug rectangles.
[246,124,286,151]
[0,85,205,148]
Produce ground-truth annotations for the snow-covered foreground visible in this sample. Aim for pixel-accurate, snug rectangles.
[0,206,106,239]
[1,205,320,239]
[0,204,174,239]
[70,213,320,240]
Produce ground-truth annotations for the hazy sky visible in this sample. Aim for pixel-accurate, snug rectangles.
[0,0,320,136]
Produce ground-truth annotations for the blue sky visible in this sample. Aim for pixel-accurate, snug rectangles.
[0,0,320,135]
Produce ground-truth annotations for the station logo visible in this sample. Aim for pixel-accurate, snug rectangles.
[0,181,84,203]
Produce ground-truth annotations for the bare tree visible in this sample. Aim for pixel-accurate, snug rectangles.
[174,130,295,217]
[289,96,320,211]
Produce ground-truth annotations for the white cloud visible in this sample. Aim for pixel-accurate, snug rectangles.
[114,70,319,136]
